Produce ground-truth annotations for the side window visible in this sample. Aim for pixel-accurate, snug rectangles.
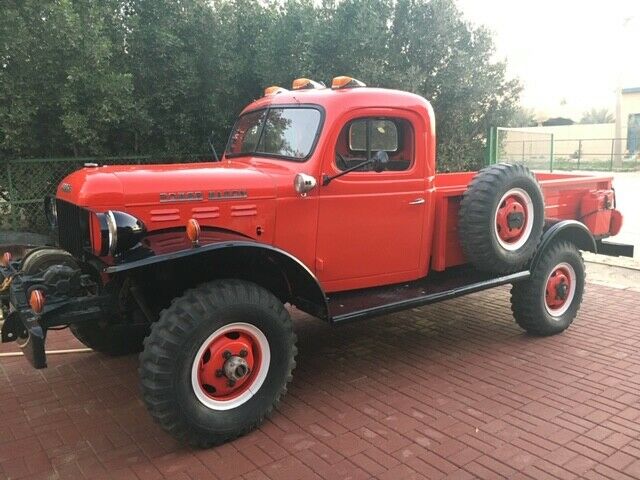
[336,117,414,172]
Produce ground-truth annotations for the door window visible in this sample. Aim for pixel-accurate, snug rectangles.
[336,117,414,172]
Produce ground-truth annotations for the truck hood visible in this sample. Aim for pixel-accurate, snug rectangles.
[56,161,277,207]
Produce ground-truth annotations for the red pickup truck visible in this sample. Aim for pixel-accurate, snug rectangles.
[0,76,633,447]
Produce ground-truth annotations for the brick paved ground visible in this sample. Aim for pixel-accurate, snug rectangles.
[1,282,640,479]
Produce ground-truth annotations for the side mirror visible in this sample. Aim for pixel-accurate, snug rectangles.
[371,150,389,173]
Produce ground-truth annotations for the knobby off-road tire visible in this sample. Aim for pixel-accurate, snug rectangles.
[139,279,296,447]
[511,241,585,336]
[459,164,544,273]
[21,248,148,356]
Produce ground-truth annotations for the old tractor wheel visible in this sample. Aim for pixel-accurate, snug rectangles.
[459,163,544,273]
[511,241,585,336]
[139,279,296,447]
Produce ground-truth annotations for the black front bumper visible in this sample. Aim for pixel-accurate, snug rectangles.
[1,256,112,369]
[1,258,47,367]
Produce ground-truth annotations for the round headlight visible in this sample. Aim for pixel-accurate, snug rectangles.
[95,210,145,256]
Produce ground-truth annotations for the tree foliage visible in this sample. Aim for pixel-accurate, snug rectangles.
[0,0,521,170]
[507,107,538,128]
[580,108,614,125]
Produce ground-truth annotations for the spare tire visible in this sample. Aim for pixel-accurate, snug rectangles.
[459,164,544,273]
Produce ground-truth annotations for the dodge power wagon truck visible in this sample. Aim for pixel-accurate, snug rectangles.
[0,76,633,447]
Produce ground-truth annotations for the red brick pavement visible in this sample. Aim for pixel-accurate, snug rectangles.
[1,283,640,479]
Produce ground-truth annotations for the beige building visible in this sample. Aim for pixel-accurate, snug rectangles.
[620,87,640,154]
[502,87,640,167]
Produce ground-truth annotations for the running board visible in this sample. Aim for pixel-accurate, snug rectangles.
[329,266,530,324]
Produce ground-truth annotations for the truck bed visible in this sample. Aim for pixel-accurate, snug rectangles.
[430,171,614,271]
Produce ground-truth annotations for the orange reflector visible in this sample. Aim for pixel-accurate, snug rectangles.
[331,76,366,89]
[1,252,11,267]
[186,218,201,245]
[292,78,324,90]
[264,86,287,96]
[30,289,45,313]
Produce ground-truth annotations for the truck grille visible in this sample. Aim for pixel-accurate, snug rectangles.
[56,199,91,257]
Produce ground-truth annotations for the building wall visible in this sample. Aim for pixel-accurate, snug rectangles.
[621,90,640,153]
[507,124,616,157]
[621,90,640,134]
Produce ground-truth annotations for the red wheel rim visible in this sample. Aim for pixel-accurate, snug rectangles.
[496,194,528,245]
[545,263,575,316]
[195,327,263,402]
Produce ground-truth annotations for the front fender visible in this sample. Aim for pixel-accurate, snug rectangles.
[104,229,329,320]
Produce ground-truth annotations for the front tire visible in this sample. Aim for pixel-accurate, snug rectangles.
[511,241,585,336]
[139,279,296,447]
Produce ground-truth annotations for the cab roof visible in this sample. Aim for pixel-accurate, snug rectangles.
[241,87,434,120]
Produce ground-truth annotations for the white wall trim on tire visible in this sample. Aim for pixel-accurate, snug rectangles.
[191,322,271,411]
[494,187,535,251]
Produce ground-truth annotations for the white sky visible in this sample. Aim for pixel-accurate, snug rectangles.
[457,0,640,120]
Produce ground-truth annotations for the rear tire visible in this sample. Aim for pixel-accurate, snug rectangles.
[459,164,544,273]
[139,279,296,447]
[511,241,585,336]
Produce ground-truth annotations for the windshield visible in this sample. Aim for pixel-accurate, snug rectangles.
[225,107,322,161]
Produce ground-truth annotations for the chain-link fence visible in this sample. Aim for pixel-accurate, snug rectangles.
[1,154,212,235]
[487,127,640,172]
[494,128,554,169]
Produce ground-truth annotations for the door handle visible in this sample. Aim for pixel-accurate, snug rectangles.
[409,198,425,205]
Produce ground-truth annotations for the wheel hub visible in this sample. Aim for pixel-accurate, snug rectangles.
[223,355,250,384]
[545,267,571,309]
[496,195,527,242]
[196,330,261,400]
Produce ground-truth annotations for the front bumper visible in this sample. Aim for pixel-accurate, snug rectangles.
[0,257,47,367]
[1,253,112,369]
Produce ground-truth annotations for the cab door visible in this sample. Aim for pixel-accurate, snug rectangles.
[316,110,426,292]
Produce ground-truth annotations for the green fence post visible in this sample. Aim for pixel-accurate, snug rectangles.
[485,127,497,166]
[549,134,554,172]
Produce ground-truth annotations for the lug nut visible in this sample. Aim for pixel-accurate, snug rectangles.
[215,369,224,378]
[222,350,231,360]
[239,349,248,357]
[227,379,236,387]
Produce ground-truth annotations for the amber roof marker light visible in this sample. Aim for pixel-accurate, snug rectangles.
[264,86,287,96]
[331,76,366,89]
[291,78,325,90]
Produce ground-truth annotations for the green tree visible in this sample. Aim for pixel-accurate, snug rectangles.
[0,0,522,171]
[580,108,614,124]
[507,107,538,128]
